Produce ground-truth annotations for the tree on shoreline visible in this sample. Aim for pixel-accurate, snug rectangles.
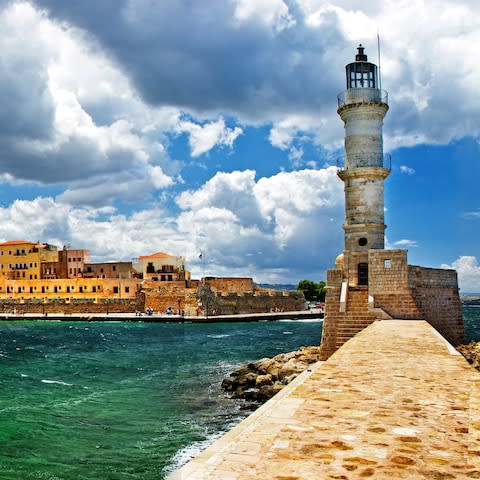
[296,280,326,302]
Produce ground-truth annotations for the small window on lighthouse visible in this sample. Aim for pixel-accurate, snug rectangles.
[358,237,368,246]
[384,259,392,268]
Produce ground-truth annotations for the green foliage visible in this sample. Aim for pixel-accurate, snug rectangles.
[297,279,326,302]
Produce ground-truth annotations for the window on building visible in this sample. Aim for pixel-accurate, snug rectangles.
[125,286,130,293]
[79,286,83,293]
[384,259,392,268]
[113,286,119,294]
[92,286,96,293]
[41,286,45,293]
[66,286,70,293]
[112,265,116,271]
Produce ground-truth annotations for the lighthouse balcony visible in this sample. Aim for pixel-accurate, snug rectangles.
[337,153,391,172]
[338,88,388,108]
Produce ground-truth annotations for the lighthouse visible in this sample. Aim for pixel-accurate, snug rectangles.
[337,44,390,280]
[319,45,464,360]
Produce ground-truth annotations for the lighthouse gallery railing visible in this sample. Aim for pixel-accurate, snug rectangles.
[337,88,388,108]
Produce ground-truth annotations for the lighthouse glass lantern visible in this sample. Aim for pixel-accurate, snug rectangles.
[346,44,378,89]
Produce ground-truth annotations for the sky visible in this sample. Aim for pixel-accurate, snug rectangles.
[0,0,478,290]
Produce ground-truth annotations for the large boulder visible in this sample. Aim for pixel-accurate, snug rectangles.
[222,346,321,403]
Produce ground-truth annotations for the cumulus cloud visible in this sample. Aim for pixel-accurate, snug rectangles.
[31,0,480,153]
[399,165,416,175]
[177,166,344,281]
[442,256,480,292]
[0,196,189,262]
[5,0,478,163]
[0,1,178,205]
[233,0,296,31]
[176,118,243,157]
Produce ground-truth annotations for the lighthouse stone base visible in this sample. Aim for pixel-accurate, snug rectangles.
[319,249,465,360]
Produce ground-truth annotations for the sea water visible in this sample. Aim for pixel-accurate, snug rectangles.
[1,308,479,480]
[0,319,323,480]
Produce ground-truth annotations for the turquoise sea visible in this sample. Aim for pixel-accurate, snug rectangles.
[0,318,323,480]
[0,307,479,480]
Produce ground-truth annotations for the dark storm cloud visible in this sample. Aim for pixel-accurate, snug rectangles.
[0,37,55,140]
[33,0,343,119]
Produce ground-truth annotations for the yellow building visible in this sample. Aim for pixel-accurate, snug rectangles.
[0,240,58,281]
[0,277,140,301]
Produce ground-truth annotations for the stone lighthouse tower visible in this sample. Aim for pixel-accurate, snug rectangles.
[337,44,390,285]
[319,45,464,360]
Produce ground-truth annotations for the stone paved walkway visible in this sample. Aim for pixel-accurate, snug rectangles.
[169,320,480,479]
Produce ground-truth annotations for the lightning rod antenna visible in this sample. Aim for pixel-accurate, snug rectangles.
[377,30,382,91]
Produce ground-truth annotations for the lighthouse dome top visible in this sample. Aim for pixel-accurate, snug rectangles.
[337,44,388,108]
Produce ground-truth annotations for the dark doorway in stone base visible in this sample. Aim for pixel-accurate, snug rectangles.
[358,262,368,286]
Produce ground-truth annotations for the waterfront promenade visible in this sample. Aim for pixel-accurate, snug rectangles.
[170,320,480,479]
[0,310,322,323]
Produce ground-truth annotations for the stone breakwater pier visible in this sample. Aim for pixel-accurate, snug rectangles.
[169,320,480,479]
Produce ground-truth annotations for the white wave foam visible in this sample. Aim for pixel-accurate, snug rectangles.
[282,331,293,335]
[41,379,73,386]
[207,334,231,339]
[163,431,225,476]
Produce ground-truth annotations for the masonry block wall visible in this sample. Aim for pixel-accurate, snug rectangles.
[5,297,142,315]
[143,281,198,315]
[319,268,343,360]
[212,291,305,315]
[205,277,254,294]
[368,250,464,345]
[409,266,464,346]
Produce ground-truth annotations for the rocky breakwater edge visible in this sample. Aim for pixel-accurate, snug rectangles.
[457,341,480,370]
[221,346,321,403]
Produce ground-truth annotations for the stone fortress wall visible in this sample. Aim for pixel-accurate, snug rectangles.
[3,278,304,316]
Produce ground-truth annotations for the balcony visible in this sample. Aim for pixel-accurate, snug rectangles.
[337,153,391,172]
[337,88,388,108]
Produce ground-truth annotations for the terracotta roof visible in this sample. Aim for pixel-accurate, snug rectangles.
[0,240,36,246]
[138,252,177,260]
